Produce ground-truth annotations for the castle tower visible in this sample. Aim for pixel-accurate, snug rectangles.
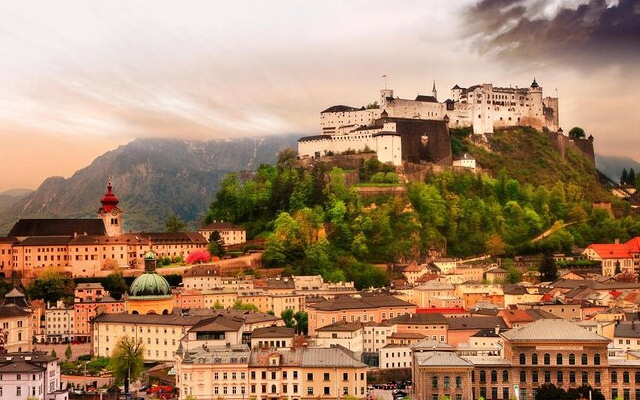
[529,78,544,117]
[97,180,123,237]
[380,88,394,108]
[432,80,437,101]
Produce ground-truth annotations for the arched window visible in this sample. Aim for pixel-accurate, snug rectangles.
[635,371,640,383]
[557,371,563,383]
[520,370,526,383]
[594,354,601,365]
[623,371,630,383]
[581,353,588,365]
[491,370,497,383]
[432,376,438,389]
[471,371,475,382]
[569,353,575,365]
[271,385,276,394]
[611,371,618,383]
[480,370,486,383]
[532,353,538,365]
[444,376,450,389]
[544,353,551,365]
[532,371,538,383]
[503,370,509,383]
[519,353,526,365]
[557,353,563,365]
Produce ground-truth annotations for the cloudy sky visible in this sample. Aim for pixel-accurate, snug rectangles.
[1,0,638,191]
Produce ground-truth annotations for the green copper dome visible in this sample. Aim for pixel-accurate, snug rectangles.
[129,272,171,298]
[144,251,156,260]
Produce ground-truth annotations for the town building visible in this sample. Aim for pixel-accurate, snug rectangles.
[315,321,364,356]
[390,313,449,343]
[251,326,296,349]
[73,283,124,343]
[44,301,74,344]
[175,345,368,400]
[182,264,222,291]
[199,221,247,246]
[583,237,640,276]
[452,153,476,170]
[306,294,415,335]
[0,352,67,400]
[0,303,32,352]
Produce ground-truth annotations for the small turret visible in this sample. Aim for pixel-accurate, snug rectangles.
[531,78,539,88]
[432,80,438,101]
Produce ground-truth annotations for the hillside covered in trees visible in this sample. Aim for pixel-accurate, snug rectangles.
[205,128,640,288]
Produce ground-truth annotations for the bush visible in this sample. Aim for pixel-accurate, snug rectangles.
[162,256,171,266]
[171,255,184,264]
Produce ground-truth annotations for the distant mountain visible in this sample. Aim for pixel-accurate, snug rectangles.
[0,136,298,235]
[596,154,640,183]
[0,189,33,212]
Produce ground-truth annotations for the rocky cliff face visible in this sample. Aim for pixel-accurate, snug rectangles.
[0,136,298,234]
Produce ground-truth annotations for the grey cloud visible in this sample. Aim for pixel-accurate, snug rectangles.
[464,0,640,67]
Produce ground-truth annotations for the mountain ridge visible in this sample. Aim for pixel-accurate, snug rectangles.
[0,135,299,235]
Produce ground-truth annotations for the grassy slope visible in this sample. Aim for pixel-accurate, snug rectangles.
[451,127,613,202]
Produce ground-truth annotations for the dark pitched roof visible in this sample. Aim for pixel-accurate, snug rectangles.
[389,313,448,325]
[8,218,106,237]
[308,295,414,311]
[0,304,30,318]
[252,326,295,339]
[201,221,244,231]
[316,321,363,332]
[15,236,74,246]
[447,316,508,331]
[0,360,45,373]
[298,135,332,142]
[321,105,362,114]
[184,264,221,277]
[615,321,640,338]
[92,312,207,326]
[188,315,245,332]
[415,95,438,103]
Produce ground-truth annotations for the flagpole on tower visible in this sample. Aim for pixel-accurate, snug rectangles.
[382,74,387,90]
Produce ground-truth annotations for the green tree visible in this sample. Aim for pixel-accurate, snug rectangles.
[628,168,636,186]
[51,349,57,358]
[102,270,129,300]
[232,300,259,312]
[27,270,74,303]
[164,215,187,233]
[109,336,145,394]
[281,309,295,328]
[65,344,72,360]
[213,300,224,309]
[621,168,629,184]
[568,127,585,139]
[539,253,558,282]
[293,311,308,335]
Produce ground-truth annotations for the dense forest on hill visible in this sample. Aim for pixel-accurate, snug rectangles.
[205,129,640,288]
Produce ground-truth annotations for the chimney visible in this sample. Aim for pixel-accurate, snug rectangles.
[495,325,500,335]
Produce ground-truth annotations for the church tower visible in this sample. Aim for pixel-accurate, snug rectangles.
[97,180,123,237]
[432,80,437,101]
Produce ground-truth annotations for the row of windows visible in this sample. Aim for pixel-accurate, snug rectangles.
[519,352,600,366]
[432,376,464,389]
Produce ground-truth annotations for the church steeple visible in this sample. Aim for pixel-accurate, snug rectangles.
[432,80,437,101]
[98,180,123,237]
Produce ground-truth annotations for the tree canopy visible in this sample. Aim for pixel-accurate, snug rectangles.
[109,336,145,394]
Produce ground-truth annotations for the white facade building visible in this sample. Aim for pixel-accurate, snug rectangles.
[0,352,67,400]
[452,153,476,169]
[44,302,74,344]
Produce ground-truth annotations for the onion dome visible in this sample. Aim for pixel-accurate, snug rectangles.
[99,180,119,213]
[129,271,172,298]
[530,78,539,88]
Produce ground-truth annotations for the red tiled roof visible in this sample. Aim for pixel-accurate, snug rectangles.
[586,237,640,259]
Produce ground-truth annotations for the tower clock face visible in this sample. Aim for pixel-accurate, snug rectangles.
[111,209,118,216]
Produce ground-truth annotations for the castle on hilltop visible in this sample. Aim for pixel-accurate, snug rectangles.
[298,79,560,166]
